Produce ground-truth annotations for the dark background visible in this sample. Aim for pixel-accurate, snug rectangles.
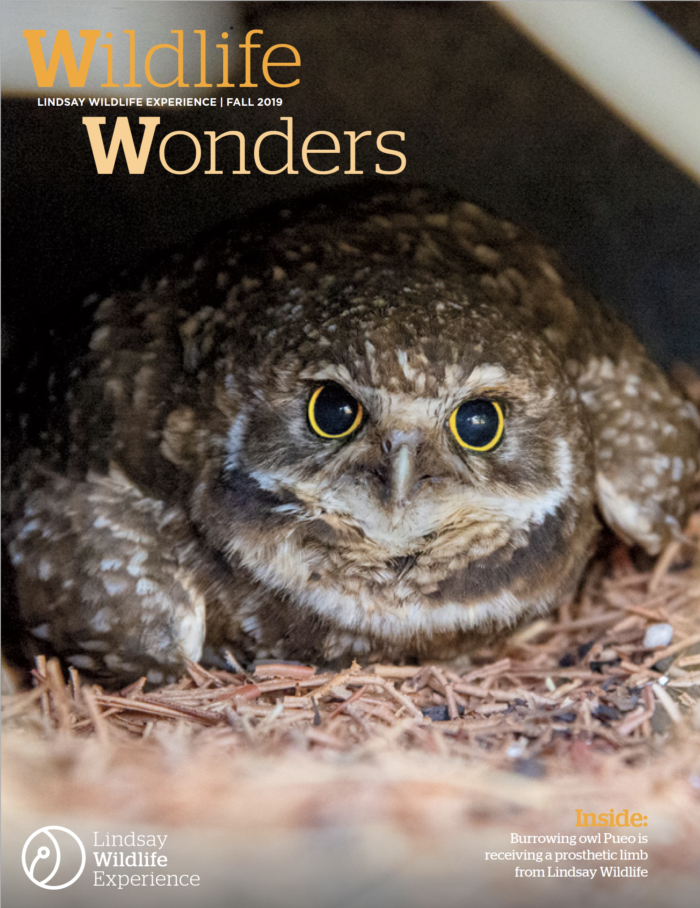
[2,1,699,379]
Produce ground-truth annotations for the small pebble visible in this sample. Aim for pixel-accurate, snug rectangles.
[651,655,675,674]
[589,657,621,673]
[513,758,546,779]
[420,704,465,721]
[558,652,576,667]
[506,736,529,759]
[593,703,621,722]
[643,623,674,648]
[552,711,577,723]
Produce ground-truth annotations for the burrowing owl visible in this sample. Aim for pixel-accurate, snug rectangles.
[4,186,698,685]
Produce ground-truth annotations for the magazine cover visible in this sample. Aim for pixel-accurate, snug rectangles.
[2,2,699,906]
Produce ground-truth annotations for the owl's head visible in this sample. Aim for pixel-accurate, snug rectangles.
[195,262,599,645]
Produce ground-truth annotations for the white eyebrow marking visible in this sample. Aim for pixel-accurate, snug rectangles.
[308,361,510,398]
[462,363,509,390]
[305,364,354,385]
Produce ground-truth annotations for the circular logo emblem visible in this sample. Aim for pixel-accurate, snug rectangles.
[22,826,86,889]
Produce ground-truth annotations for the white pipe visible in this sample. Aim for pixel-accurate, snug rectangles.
[493,1,700,184]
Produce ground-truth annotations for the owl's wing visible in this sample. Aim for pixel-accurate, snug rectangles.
[577,347,699,554]
[5,465,207,685]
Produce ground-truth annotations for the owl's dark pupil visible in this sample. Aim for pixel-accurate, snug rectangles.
[454,400,500,447]
[311,384,360,436]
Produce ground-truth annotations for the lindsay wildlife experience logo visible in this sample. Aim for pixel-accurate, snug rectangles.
[22,826,87,889]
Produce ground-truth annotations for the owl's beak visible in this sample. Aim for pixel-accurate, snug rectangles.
[390,443,416,508]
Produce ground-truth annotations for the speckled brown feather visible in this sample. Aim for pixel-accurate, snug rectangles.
[4,186,698,683]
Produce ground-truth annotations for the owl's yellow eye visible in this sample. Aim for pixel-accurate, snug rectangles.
[449,399,504,451]
[308,383,364,439]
